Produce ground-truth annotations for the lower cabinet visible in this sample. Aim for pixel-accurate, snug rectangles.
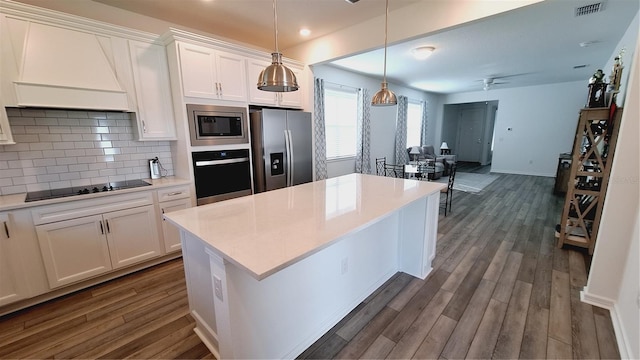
[36,205,160,288]
[0,212,30,305]
[160,198,190,252]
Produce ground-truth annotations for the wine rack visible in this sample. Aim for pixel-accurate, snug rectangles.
[556,106,622,254]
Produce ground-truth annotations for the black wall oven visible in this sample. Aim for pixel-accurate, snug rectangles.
[192,149,252,205]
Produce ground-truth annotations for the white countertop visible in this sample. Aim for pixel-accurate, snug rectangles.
[0,176,191,211]
[164,173,445,280]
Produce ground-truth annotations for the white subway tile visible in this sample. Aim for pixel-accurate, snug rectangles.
[84,149,104,156]
[46,165,69,174]
[12,134,40,143]
[96,155,115,162]
[54,142,76,150]
[9,118,35,126]
[64,149,86,157]
[0,161,7,170]
[89,163,107,171]
[0,168,23,178]
[44,110,68,118]
[29,142,54,151]
[87,112,107,120]
[67,111,89,119]
[20,109,46,117]
[81,170,99,179]
[71,127,91,134]
[48,150,66,158]
[90,176,109,184]
[68,164,89,172]
[59,172,81,181]
[12,176,37,185]
[101,134,120,141]
[77,156,98,164]
[103,148,121,155]
[18,151,43,160]
[39,134,62,142]
[23,167,47,176]
[99,120,118,127]
[71,179,91,187]
[37,174,60,182]
[26,183,50,192]
[82,134,102,141]
[48,180,72,189]
[73,141,94,149]
[35,118,59,126]
[0,178,13,187]
[49,126,72,134]
[56,157,78,165]
[107,175,127,182]
[106,162,123,169]
[95,141,112,148]
[114,155,131,162]
[33,158,56,167]
[107,113,128,120]
[10,125,26,134]
[2,185,27,195]
[6,108,21,116]
[116,167,132,175]
[61,134,84,141]
[116,120,131,127]
[26,126,50,134]
[0,153,19,161]
[118,133,134,140]
[99,169,117,177]
[58,118,80,126]
[8,159,33,168]
[92,127,110,134]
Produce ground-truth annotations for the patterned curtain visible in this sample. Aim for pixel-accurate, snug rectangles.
[313,78,328,180]
[394,95,410,164]
[355,88,372,174]
[420,100,428,146]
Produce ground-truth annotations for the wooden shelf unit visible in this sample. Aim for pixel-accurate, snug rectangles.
[557,107,623,254]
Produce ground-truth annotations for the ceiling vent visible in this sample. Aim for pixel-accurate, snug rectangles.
[575,2,606,16]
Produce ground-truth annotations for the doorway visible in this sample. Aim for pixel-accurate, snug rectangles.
[441,101,498,166]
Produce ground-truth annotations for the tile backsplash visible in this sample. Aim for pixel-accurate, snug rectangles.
[0,108,174,196]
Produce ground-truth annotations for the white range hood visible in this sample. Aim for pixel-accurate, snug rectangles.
[5,19,130,111]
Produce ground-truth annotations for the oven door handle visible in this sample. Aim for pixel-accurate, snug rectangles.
[195,158,249,167]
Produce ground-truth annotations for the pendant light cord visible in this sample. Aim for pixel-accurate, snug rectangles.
[273,0,279,53]
[383,0,389,82]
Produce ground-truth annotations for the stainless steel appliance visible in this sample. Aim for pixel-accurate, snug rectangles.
[186,104,249,146]
[250,109,312,193]
[149,157,161,179]
[24,179,152,202]
[192,149,252,205]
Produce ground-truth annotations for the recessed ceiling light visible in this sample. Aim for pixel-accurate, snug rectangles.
[411,46,435,60]
[299,28,311,37]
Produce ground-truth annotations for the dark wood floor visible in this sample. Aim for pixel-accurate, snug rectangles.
[0,173,619,359]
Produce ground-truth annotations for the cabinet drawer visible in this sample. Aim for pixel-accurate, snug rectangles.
[32,191,154,226]
[157,186,191,202]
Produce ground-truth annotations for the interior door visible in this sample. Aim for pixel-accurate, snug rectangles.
[456,107,485,162]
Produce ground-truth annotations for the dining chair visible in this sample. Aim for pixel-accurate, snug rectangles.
[384,164,405,178]
[441,162,457,216]
[375,157,386,176]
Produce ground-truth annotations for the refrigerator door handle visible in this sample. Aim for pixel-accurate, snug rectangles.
[287,130,294,186]
[284,129,292,186]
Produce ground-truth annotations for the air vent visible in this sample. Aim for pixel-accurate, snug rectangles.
[575,2,606,16]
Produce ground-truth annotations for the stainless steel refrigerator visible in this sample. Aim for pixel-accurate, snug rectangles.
[250,109,313,193]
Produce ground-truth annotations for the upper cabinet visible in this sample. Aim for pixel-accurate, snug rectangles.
[127,40,177,140]
[178,42,247,102]
[247,58,304,109]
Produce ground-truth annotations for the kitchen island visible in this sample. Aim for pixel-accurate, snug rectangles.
[164,173,445,359]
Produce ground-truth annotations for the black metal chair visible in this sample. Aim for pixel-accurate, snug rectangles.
[384,163,405,178]
[441,162,457,216]
[375,157,386,176]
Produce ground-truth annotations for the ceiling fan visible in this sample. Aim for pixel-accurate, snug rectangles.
[482,77,508,91]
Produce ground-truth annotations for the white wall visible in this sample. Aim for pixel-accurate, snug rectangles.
[441,81,586,176]
[311,65,442,178]
[582,35,640,359]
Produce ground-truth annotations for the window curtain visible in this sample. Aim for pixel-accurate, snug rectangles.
[394,95,410,164]
[355,88,372,174]
[420,100,428,146]
[314,78,328,180]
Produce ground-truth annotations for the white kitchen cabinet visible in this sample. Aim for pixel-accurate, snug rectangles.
[157,185,192,253]
[247,58,304,109]
[128,40,177,141]
[34,193,161,288]
[0,112,13,144]
[178,42,247,102]
[0,213,30,306]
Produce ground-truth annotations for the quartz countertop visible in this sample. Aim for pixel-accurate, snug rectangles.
[0,176,191,211]
[164,173,445,280]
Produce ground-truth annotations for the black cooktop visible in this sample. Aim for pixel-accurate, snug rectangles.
[25,179,152,202]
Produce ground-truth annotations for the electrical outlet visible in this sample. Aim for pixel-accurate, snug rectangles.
[341,257,348,275]
[213,275,223,301]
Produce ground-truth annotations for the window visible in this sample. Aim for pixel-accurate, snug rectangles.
[324,86,358,159]
[406,101,423,147]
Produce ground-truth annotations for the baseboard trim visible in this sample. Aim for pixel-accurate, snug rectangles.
[580,289,632,359]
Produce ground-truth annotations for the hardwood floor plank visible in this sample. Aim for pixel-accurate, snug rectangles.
[412,315,457,359]
[492,251,524,304]
[440,245,481,292]
[335,306,399,359]
[379,269,449,342]
[385,289,453,359]
[593,306,621,359]
[519,305,549,359]
[549,269,572,346]
[483,241,514,282]
[440,279,496,359]
[123,315,197,359]
[386,278,423,312]
[465,298,508,359]
[569,249,588,288]
[571,291,600,359]
[175,341,212,360]
[151,332,205,359]
[335,273,412,342]
[305,334,348,359]
[358,335,395,359]
[547,336,573,359]
[492,280,533,359]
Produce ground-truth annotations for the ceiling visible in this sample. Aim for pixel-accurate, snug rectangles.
[74,1,638,94]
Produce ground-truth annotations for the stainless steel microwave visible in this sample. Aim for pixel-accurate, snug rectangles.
[186,104,249,146]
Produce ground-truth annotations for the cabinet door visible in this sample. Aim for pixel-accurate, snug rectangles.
[247,58,278,106]
[215,50,247,102]
[160,198,191,253]
[0,111,14,144]
[104,205,161,269]
[129,41,177,140]
[278,65,304,108]
[179,42,218,99]
[36,215,112,288]
[0,213,29,305]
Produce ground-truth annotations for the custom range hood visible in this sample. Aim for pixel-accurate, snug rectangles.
[5,19,130,111]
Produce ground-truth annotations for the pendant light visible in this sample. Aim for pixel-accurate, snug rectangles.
[371,0,397,106]
[257,0,299,92]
